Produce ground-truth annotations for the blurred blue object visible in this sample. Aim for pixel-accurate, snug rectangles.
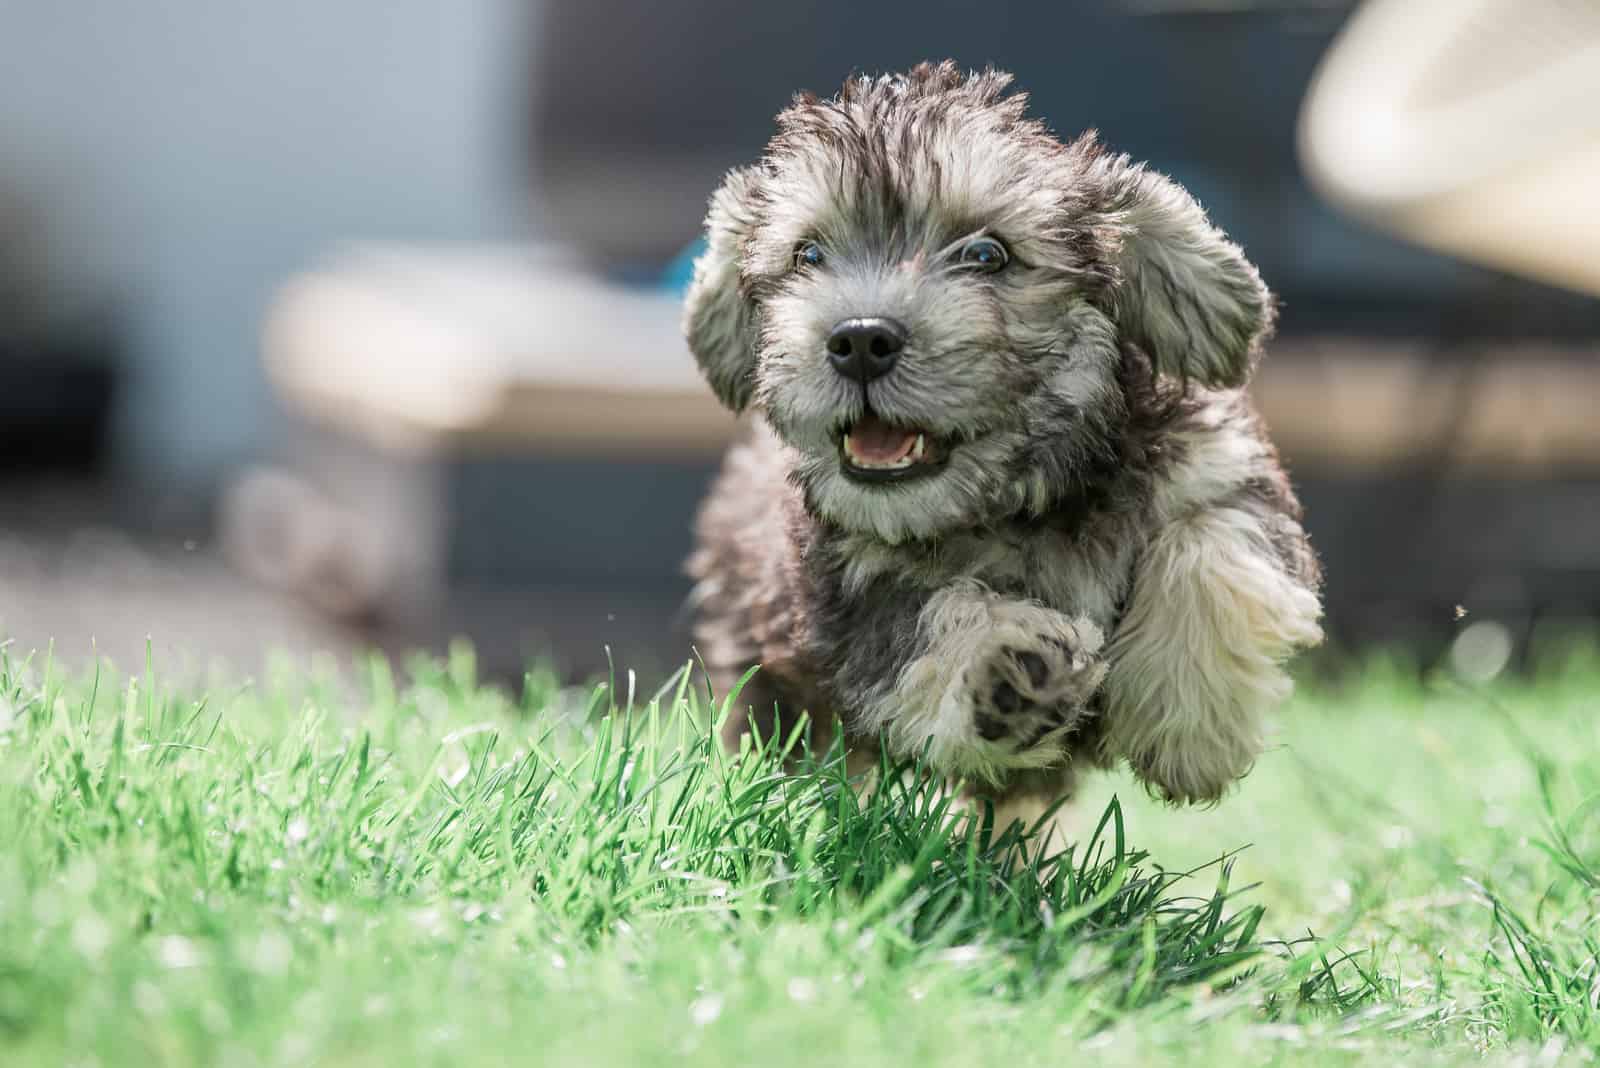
[661,238,708,296]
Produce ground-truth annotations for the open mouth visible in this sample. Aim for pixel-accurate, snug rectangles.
[839,412,947,483]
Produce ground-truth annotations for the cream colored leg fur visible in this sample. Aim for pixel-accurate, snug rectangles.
[1102,505,1324,804]
[857,582,1108,781]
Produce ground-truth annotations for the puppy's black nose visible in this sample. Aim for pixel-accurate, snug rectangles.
[826,317,906,383]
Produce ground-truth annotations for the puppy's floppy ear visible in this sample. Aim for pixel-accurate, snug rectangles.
[1098,158,1274,388]
[684,165,764,412]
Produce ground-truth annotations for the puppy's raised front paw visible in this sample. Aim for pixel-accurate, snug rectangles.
[966,609,1107,751]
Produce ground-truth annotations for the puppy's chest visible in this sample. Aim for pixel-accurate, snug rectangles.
[962,529,1134,626]
[841,522,1139,630]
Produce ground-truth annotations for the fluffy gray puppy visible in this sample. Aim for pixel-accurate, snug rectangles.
[684,62,1322,824]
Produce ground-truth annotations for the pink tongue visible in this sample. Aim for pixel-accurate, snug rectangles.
[848,414,917,462]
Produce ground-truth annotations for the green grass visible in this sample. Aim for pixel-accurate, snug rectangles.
[3,641,1600,1066]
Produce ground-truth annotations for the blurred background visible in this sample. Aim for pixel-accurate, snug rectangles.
[2,0,1597,684]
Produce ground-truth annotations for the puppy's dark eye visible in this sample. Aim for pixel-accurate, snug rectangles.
[794,240,825,271]
[957,237,1009,272]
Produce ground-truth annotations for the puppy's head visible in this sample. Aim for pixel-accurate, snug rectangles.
[685,62,1273,542]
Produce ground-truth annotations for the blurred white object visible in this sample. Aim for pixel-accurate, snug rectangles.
[1298,0,1600,296]
[263,243,733,455]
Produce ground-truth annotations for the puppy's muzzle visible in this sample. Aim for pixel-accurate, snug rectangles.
[826,317,906,383]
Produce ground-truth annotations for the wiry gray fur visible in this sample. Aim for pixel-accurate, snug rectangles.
[684,63,1322,818]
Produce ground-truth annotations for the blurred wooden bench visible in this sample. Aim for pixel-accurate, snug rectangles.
[234,245,739,673]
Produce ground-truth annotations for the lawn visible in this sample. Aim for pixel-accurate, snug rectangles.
[2,641,1598,1066]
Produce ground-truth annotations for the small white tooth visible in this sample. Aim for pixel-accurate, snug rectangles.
[912,434,925,460]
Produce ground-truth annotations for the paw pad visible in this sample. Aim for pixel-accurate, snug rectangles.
[990,679,1022,715]
[1010,649,1050,689]
[966,618,1107,752]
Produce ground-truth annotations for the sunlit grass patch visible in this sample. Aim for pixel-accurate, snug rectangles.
[1,642,1598,1066]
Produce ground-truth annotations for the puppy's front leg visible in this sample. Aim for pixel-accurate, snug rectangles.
[861,583,1106,777]
[1102,504,1323,804]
